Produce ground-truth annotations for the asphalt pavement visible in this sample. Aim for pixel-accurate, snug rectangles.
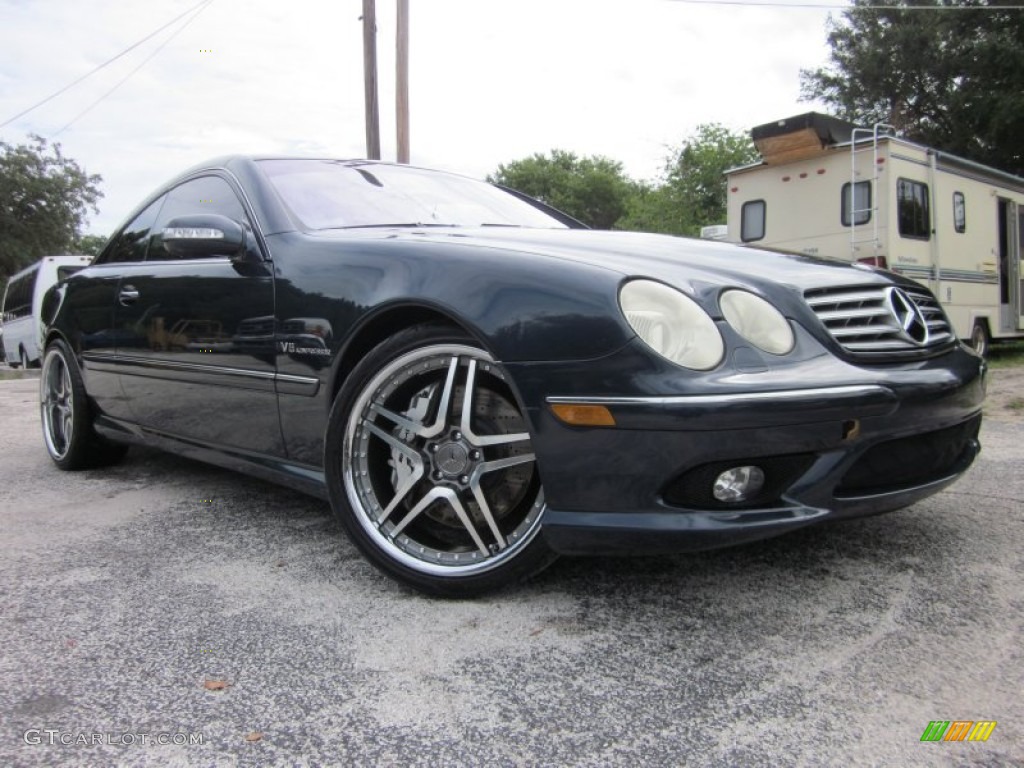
[0,375,1021,767]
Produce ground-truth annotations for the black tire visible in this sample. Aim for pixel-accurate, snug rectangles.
[40,339,129,470]
[969,321,990,358]
[325,324,557,597]
[19,347,29,369]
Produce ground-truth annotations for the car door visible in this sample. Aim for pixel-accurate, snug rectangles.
[69,197,168,420]
[114,174,283,456]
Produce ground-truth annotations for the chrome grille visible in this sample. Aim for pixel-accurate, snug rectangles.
[804,284,954,353]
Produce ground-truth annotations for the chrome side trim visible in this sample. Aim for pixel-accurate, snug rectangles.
[81,352,320,396]
[275,372,321,396]
[102,353,275,380]
[546,384,889,407]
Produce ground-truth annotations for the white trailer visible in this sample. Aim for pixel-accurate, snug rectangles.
[725,113,1024,354]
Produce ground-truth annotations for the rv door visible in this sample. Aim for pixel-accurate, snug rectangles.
[1018,207,1024,330]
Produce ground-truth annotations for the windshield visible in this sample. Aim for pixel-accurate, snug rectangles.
[258,159,568,231]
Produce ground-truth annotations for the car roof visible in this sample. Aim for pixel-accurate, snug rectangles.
[174,155,473,182]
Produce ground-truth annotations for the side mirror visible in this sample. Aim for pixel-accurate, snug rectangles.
[162,214,246,259]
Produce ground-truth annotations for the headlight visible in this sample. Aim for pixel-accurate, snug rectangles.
[719,290,794,355]
[619,279,724,370]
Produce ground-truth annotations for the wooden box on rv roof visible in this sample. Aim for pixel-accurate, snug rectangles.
[751,112,860,165]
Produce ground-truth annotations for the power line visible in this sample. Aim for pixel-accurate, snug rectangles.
[50,1,214,138]
[0,0,212,129]
[666,0,1024,8]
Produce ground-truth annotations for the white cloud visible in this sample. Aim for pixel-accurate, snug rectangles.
[0,0,833,235]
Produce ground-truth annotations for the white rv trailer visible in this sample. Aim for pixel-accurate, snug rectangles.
[725,113,1024,354]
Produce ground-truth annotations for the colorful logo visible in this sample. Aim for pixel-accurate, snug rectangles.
[920,721,997,742]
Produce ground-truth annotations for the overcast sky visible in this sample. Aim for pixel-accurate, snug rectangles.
[0,0,838,236]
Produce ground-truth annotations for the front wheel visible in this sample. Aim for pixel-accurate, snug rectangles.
[325,325,556,596]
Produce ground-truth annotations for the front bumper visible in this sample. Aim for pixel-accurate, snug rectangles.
[506,341,986,556]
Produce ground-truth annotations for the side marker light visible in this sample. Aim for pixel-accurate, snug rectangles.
[550,404,616,427]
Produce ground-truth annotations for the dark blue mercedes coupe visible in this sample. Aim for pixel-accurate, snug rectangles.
[39,157,985,595]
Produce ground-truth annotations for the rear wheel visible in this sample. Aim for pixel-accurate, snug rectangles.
[969,321,990,358]
[325,325,556,596]
[40,339,129,470]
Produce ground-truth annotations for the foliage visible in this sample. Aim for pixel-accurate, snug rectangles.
[618,124,758,236]
[987,340,1024,369]
[0,135,103,280]
[490,126,756,236]
[800,0,1024,176]
[487,150,634,229]
[73,234,109,257]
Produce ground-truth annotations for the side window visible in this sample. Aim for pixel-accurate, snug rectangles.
[3,270,37,319]
[953,191,966,233]
[147,176,251,261]
[841,181,871,226]
[98,196,166,264]
[897,178,930,239]
[741,200,766,242]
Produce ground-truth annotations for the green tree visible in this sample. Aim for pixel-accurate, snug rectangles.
[0,135,103,280]
[73,234,109,257]
[800,0,1024,176]
[488,150,633,229]
[619,124,758,236]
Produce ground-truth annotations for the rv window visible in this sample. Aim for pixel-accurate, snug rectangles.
[841,182,871,226]
[2,269,38,320]
[897,178,930,239]
[953,192,966,233]
[741,200,766,242]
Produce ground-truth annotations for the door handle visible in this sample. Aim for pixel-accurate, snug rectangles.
[118,285,140,305]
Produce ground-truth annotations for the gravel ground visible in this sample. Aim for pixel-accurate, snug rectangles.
[0,370,1022,768]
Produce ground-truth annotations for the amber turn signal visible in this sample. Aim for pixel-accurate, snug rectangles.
[550,403,616,427]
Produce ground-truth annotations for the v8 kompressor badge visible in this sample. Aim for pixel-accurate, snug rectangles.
[278,341,331,356]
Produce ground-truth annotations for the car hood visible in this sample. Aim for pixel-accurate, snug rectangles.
[309,227,900,294]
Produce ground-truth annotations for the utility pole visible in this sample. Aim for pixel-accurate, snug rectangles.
[361,0,381,160]
[396,0,410,163]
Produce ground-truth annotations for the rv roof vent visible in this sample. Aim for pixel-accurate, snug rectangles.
[700,225,728,241]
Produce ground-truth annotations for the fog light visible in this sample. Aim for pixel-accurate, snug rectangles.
[713,466,765,503]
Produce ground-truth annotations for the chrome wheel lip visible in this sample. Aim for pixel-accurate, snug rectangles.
[40,349,73,460]
[342,343,546,577]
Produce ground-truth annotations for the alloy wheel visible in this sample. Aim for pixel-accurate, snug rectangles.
[41,349,74,460]
[342,344,545,576]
